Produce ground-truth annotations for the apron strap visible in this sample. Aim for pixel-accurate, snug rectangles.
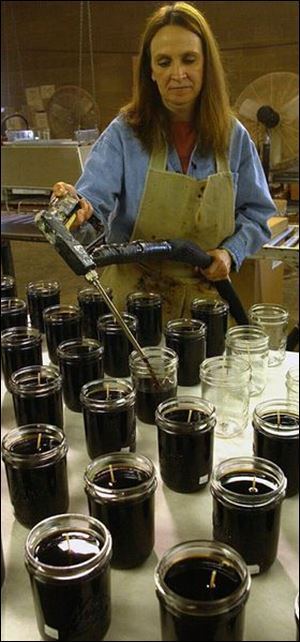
[216,155,230,173]
[149,145,168,171]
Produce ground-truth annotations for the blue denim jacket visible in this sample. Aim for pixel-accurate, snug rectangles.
[76,115,274,270]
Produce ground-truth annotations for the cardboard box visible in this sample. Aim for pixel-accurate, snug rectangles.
[25,87,44,111]
[40,85,56,107]
[33,111,49,129]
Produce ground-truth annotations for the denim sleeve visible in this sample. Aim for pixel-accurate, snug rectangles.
[221,127,276,271]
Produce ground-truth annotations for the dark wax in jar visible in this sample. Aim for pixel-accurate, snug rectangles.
[165,320,206,386]
[31,530,111,641]
[157,410,213,492]
[27,282,60,332]
[1,275,16,298]
[1,328,42,390]
[87,467,154,568]
[44,307,82,365]
[253,413,299,497]
[78,287,113,339]
[97,314,138,377]
[1,298,27,330]
[58,341,104,413]
[136,380,177,424]
[3,435,69,528]
[82,389,136,458]
[191,299,228,357]
[213,473,282,573]
[10,367,63,428]
[162,558,244,642]
[126,293,162,347]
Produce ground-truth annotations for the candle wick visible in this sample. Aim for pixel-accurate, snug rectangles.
[209,569,217,589]
[106,384,110,400]
[187,409,193,422]
[109,464,116,484]
[277,411,281,427]
[249,476,258,494]
[37,371,41,385]
[37,432,42,451]
[65,534,71,552]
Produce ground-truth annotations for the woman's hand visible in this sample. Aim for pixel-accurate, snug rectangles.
[51,181,93,229]
[195,248,232,281]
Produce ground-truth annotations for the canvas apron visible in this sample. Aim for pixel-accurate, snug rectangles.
[99,145,235,323]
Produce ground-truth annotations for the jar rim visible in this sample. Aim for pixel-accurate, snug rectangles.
[97,312,137,330]
[84,452,157,502]
[155,396,216,433]
[126,291,162,305]
[200,356,251,386]
[1,326,42,346]
[164,318,206,337]
[191,299,229,314]
[9,365,61,395]
[80,378,136,409]
[2,423,67,466]
[26,280,60,293]
[57,338,104,359]
[249,303,289,322]
[1,298,27,311]
[253,398,299,438]
[43,304,81,321]
[154,539,251,616]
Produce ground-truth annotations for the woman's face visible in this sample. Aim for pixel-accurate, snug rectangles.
[150,25,204,120]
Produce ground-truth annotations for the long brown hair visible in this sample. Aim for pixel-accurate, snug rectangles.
[120,1,234,156]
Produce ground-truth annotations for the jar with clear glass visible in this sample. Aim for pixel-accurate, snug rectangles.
[1,298,27,330]
[200,356,251,438]
[164,318,206,386]
[26,280,60,333]
[155,539,251,641]
[286,366,299,404]
[77,286,113,339]
[129,346,178,424]
[1,275,16,298]
[126,291,162,346]
[252,398,299,496]
[1,326,42,390]
[225,325,269,395]
[10,364,63,428]
[248,303,289,367]
[43,304,82,365]
[191,298,229,357]
[97,312,138,377]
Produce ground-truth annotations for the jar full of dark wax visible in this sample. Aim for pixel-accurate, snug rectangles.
[191,298,229,357]
[2,424,69,528]
[26,280,60,333]
[1,298,27,330]
[1,326,42,390]
[78,286,113,339]
[210,456,286,574]
[84,452,157,569]
[126,291,162,346]
[252,399,299,497]
[97,313,138,377]
[164,318,206,386]
[129,347,178,424]
[25,513,112,641]
[155,539,251,642]
[57,338,104,412]
[43,304,82,365]
[10,364,64,428]
[155,397,215,492]
[1,275,16,298]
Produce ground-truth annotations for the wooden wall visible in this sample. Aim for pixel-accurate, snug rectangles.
[1,1,298,131]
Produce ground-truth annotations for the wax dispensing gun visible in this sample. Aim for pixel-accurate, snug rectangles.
[35,193,248,373]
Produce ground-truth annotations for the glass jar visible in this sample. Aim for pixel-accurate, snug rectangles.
[295,593,299,642]
[1,297,27,330]
[2,424,69,528]
[80,378,136,458]
[77,286,113,339]
[26,280,60,333]
[84,452,157,569]
[97,312,138,377]
[10,364,63,428]
[126,291,162,347]
[155,396,216,492]
[1,275,16,298]
[191,298,229,357]
[252,398,299,497]
[1,326,42,390]
[43,304,82,365]
[155,539,251,642]
[25,513,112,641]
[200,356,251,438]
[57,338,104,412]
[286,366,299,404]
[225,325,269,395]
[129,346,178,424]
[248,303,289,367]
[210,456,287,574]
[164,318,206,386]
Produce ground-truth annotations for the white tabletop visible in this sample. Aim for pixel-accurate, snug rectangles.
[1,349,299,641]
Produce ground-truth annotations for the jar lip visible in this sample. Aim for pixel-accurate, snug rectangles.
[57,338,104,359]
[253,398,299,437]
[78,286,112,299]
[200,356,251,384]
[286,366,299,382]
[249,304,289,321]
[191,299,229,314]
[25,513,112,580]
[26,280,60,293]
[129,346,178,370]
[155,396,216,433]
[80,378,136,408]
[1,275,15,284]
[154,539,250,615]
[1,326,41,345]
[2,423,67,465]
[210,456,287,506]
[165,318,206,336]
[97,312,137,329]
[226,325,269,343]
[84,452,157,501]
[43,304,81,321]
[126,291,162,305]
[1,297,27,311]
[10,364,61,394]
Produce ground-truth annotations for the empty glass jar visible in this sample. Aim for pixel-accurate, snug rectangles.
[225,325,269,396]
[248,303,289,367]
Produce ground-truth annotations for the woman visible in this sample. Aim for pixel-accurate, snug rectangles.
[53,1,275,322]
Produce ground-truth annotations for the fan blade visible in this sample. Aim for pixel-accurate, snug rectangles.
[281,95,299,122]
[238,98,261,120]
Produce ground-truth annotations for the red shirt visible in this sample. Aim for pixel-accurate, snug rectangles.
[170,121,197,174]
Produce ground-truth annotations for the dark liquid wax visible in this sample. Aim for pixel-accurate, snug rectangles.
[88,468,154,568]
[5,437,69,528]
[159,558,244,641]
[31,530,111,641]
[253,413,299,497]
[1,338,42,389]
[45,314,81,365]
[59,345,104,413]
[83,390,135,458]
[12,381,63,429]
[27,290,60,333]
[136,379,177,424]
[213,474,282,572]
[127,301,162,347]
[166,333,206,386]
[158,410,213,492]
